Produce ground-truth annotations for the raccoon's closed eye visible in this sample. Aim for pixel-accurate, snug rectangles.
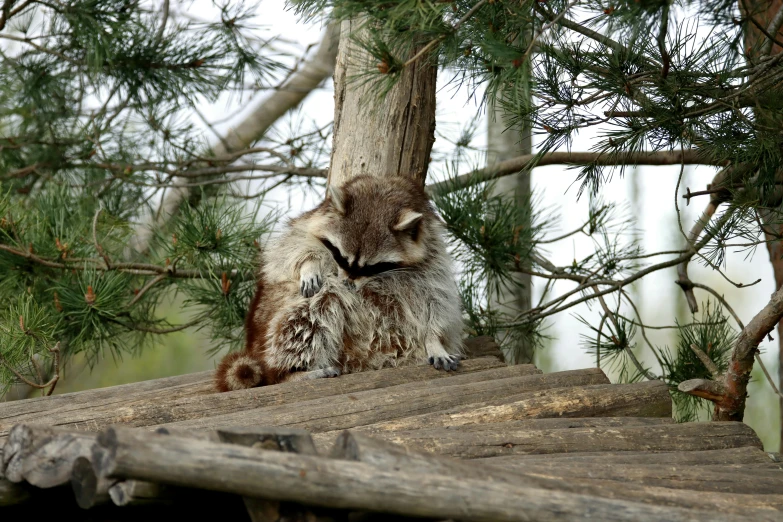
[319,238,351,270]
[357,261,404,278]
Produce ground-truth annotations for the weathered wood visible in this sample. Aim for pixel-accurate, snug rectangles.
[94,427,771,522]
[487,458,783,494]
[331,431,783,514]
[2,425,95,488]
[70,456,112,509]
[1,358,507,440]
[0,370,214,429]
[363,421,762,459]
[312,416,674,452]
[109,479,176,507]
[158,368,609,433]
[480,445,778,466]
[357,380,672,434]
[107,425,321,511]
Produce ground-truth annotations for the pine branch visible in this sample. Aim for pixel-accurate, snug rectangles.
[129,21,341,256]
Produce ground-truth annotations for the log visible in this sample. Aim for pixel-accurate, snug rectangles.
[1,357,507,439]
[364,421,763,459]
[331,431,783,514]
[93,427,773,522]
[480,445,778,466]
[488,458,783,494]
[355,380,672,434]
[2,425,95,488]
[0,370,214,434]
[158,368,609,433]
[107,425,321,511]
[70,456,112,509]
[312,416,674,452]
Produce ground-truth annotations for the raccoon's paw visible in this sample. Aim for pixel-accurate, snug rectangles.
[300,273,323,298]
[428,354,460,372]
[308,366,341,379]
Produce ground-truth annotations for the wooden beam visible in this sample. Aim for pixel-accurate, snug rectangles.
[356,380,672,434]
[0,357,506,440]
[156,368,607,433]
[360,421,763,459]
[94,427,772,522]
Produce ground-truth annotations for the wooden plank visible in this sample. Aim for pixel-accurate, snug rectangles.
[311,417,674,452]
[360,421,762,459]
[479,446,778,466]
[0,358,508,440]
[346,380,672,435]
[93,427,772,522]
[157,368,609,433]
[331,431,783,514]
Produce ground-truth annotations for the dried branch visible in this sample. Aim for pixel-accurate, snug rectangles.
[426,149,718,195]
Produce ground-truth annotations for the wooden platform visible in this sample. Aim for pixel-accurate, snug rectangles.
[0,337,781,521]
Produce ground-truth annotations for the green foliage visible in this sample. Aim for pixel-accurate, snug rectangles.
[659,303,736,422]
[0,1,286,393]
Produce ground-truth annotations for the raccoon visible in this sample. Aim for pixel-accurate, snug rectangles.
[215,175,463,392]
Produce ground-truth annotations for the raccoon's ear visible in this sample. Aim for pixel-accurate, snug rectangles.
[327,184,346,214]
[393,209,423,232]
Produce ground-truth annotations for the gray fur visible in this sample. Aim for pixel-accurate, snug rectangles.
[262,176,464,376]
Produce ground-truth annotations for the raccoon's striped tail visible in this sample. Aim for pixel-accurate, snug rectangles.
[215,351,266,392]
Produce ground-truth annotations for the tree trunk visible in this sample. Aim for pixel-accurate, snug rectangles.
[487,98,534,364]
[742,0,783,450]
[328,19,437,188]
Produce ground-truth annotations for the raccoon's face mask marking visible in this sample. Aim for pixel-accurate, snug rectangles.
[319,237,404,280]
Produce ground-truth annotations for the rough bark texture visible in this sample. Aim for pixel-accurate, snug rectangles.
[359,380,672,434]
[487,97,533,364]
[742,0,783,448]
[332,431,783,514]
[0,357,505,439]
[156,368,609,433]
[362,421,762,459]
[93,427,771,522]
[328,19,437,188]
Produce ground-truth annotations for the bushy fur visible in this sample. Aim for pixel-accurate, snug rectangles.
[215,175,463,392]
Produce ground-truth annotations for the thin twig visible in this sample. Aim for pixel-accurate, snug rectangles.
[403,0,489,68]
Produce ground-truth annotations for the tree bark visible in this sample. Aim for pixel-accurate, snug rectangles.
[487,94,533,364]
[155,368,608,433]
[0,357,505,440]
[93,426,771,522]
[328,19,437,188]
[741,0,783,449]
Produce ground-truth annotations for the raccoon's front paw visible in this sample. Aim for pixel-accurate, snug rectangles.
[428,354,460,371]
[306,366,342,379]
[300,273,323,298]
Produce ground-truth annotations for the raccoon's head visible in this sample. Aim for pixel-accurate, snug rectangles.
[309,175,440,287]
